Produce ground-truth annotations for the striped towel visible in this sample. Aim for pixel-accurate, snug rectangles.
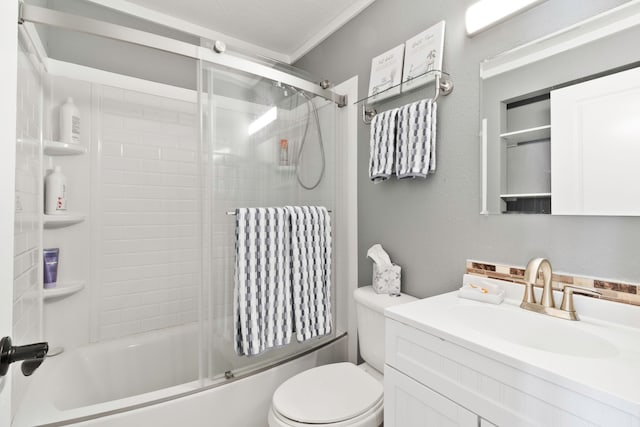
[396,99,438,179]
[285,206,332,342]
[234,207,292,357]
[369,108,399,182]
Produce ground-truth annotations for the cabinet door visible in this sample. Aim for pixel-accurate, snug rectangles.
[551,66,640,215]
[385,365,478,427]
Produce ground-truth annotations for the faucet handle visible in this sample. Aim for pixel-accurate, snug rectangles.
[521,281,536,305]
[560,285,602,313]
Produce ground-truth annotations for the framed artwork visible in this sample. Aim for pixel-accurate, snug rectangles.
[367,44,405,103]
[402,21,446,92]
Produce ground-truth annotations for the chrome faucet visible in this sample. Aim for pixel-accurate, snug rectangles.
[521,257,601,321]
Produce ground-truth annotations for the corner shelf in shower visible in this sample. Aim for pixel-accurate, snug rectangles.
[44,140,87,156]
[43,212,86,229]
[43,280,85,301]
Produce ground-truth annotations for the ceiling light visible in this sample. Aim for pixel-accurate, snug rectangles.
[248,107,277,136]
[465,0,547,36]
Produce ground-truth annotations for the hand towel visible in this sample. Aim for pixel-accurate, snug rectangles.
[396,99,437,179]
[369,108,399,182]
[286,206,332,342]
[234,207,292,357]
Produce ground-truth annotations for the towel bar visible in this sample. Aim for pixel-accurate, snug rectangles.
[226,209,333,215]
[355,69,454,124]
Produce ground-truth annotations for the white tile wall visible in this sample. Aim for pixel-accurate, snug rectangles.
[95,88,200,341]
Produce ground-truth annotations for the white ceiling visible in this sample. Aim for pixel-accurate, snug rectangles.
[85,0,375,63]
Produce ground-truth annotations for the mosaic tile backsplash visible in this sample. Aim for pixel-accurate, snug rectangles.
[466,260,640,307]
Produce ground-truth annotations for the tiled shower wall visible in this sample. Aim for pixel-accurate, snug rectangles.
[13,34,43,412]
[94,87,200,341]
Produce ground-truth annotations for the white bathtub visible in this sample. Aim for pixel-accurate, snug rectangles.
[12,324,347,426]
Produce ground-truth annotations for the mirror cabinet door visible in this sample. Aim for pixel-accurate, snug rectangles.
[479,3,640,216]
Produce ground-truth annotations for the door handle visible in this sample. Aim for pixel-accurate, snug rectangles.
[0,336,49,377]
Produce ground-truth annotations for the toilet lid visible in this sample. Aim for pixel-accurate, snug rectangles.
[272,362,383,424]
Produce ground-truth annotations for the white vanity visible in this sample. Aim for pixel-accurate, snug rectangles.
[384,275,640,426]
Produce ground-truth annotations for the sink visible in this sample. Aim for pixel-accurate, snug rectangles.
[450,304,619,359]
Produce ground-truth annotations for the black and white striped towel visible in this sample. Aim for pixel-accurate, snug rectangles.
[369,108,399,182]
[234,207,292,357]
[285,206,332,342]
[396,99,437,179]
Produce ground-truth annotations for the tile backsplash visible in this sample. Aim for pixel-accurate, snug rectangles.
[467,260,640,306]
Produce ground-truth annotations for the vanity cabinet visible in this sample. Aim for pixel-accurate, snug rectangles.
[385,365,478,426]
[384,316,635,427]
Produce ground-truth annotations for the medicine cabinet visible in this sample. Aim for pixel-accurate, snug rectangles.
[480,1,640,216]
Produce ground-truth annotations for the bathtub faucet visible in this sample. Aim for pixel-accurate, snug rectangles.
[0,336,49,377]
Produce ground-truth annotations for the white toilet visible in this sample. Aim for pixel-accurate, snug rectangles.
[268,286,417,427]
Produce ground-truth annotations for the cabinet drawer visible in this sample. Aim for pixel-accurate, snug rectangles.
[385,365,478,427]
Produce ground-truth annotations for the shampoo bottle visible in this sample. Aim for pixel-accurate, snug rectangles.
[279,139,289,165]
[45,166,67,214]
[59,97,80,144]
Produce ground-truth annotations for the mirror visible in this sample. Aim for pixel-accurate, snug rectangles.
[480,1,640,215]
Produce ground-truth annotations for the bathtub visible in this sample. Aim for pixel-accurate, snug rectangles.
[12,324,347,426]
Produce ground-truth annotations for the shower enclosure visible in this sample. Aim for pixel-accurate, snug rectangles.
[6,3,355,426]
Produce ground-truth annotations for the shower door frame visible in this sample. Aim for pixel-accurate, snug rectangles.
[19,5,347,109]
[4,4,359,423]
[0,1,19,425]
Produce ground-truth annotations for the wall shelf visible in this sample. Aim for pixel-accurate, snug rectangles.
[43,280,85,301]
[500,192,552,199]
[500,125,550,145]
[355,69,454,124]
[44,140,87,156]
[43,212,85,229]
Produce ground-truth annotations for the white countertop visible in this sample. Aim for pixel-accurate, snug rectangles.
[385,275,640,417]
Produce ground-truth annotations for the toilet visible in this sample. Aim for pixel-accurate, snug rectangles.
[268,286,417,427]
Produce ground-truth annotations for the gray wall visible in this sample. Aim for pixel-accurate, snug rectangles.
[295,0,637,298]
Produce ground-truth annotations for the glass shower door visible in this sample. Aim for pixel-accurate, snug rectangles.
[199,59,337,381]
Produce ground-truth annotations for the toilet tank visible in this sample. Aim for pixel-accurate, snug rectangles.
[354,286,417,373]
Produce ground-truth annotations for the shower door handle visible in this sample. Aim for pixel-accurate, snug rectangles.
[0,336,49,377]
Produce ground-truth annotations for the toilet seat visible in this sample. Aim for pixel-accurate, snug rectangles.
[269,362,383,426]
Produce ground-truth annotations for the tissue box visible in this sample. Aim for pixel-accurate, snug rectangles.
[372,263,401,294]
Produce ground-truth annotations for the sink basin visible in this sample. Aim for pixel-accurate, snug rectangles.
[450,304,619,359]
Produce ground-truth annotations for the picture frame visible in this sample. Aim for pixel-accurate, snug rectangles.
[401,21,446,92]
[367,44,405,103]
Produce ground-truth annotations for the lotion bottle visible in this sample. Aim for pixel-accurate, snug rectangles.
[59,97,80,144]
[45,166,67,214]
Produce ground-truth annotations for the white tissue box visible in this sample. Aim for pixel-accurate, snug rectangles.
[372,263,401,294]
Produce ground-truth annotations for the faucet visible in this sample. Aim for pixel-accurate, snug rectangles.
[522,258,554,308]
[521,257,601,321]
